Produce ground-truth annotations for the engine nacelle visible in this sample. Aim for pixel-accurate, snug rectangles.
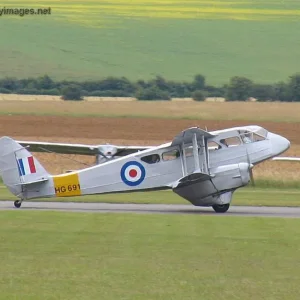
[172,162,251,206]
[210,162,251,191]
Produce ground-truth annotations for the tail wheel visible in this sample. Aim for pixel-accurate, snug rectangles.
[212,204,230,213]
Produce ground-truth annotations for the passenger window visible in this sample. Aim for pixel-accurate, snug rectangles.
[141,154,160,164]
[162,150,180,161]
[184,147,193,157]
[208,141,220,151]
[220,137,241,147]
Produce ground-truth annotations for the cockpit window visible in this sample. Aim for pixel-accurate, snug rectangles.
[254,128,268,138]
[253,133,266,142]
[241,133,252,144]
[238,127,268,144]
[141,154,160,164]
[162,149,180,161]
[240,131,266,144]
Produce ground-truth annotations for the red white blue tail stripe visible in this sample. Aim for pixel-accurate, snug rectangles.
[17,156,36,176]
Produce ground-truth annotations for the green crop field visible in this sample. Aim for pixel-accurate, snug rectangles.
[1,0,300,84]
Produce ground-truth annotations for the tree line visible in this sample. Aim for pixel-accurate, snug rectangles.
[0,73,300,101]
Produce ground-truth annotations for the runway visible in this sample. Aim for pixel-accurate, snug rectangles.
[1,201,300,218]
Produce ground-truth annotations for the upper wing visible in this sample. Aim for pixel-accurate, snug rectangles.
[171,127,216,147]
[272,157,300,162]
[114,145,154,156]
[17,140,153,157]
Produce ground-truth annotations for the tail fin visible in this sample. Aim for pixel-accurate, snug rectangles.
[0,136,50,198]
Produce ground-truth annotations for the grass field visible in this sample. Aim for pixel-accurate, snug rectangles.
[1,0,300,84]
[1,100,300,122]
[1,185,300,207]
[0,211,300,299]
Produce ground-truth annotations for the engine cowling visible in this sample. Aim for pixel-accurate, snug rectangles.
[210,162,251,191]
[172,162,252,207]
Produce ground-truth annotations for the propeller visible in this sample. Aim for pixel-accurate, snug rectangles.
[246,148,255,186]
[95,145,120,164]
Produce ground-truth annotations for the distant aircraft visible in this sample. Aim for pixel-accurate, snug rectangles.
[0,125,290,213]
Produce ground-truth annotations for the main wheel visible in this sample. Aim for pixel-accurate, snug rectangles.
[212,204,230,213]
[14,200,22,208]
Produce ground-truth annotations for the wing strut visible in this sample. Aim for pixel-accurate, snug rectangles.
[206,138,210,172]
[202,136,208,174]
[192,133,200,172]
[180,142,187,177]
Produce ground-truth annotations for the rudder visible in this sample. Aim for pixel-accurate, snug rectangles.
[0,136,50,198]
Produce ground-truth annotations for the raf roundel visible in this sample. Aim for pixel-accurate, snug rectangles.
[120,161,146,186]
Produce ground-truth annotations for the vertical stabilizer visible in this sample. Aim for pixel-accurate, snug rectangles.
[0,136,50,198]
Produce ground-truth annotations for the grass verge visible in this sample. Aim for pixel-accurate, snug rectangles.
[0,211,299,299]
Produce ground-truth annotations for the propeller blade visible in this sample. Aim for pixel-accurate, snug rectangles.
[249,168,255,186]
[246,148,255,186]
[100,151,109,160]
[246,147,251,165]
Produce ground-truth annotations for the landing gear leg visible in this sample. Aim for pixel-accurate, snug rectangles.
[14,200,23,208]
[212,203,230,213]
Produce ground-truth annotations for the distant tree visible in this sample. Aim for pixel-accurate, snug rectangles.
[35,75,55,90]
[16,88,40,95]
[136,79,148,89]
[252,84,274,101]
[89,77,136,94]
[0,77,19,91]
[225,76,253,101]
[88,90,131,97]
[56,80,79,90]
[0,88,11,94]
[2,73,300,102]
[150,76,170,91]
[40,88,60,95]
[192,74,206,91]
[288,73,300,101]
[61,84,83,101]
[192,90,206,101]
[273,82,292,102]
[167,81,191,98]
[204,85,225,97]
[135,86,171,100]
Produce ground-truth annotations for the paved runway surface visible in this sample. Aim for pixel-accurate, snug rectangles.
[1,201,300,218]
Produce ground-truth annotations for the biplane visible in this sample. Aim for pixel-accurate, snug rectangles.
[0,125,290,213]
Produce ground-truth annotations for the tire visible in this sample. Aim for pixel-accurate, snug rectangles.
[212,204,230,213]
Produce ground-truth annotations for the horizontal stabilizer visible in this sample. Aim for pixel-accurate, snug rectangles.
[14,178,49,186]
[169,171,212,189]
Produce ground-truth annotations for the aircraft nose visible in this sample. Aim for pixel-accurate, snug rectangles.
[269,133,290,156]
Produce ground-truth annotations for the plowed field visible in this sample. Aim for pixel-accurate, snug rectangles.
[0,114,299,181]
